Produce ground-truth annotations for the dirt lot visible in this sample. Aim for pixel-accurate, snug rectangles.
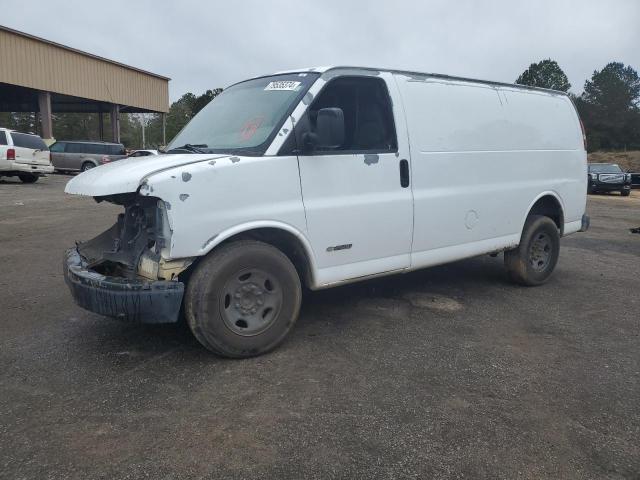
[1,175,639,479]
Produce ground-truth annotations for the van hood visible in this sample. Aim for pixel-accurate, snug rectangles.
[65,153,229,196]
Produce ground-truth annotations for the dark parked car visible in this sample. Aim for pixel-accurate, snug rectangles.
[588,163,632,196]
[49,141,127,172]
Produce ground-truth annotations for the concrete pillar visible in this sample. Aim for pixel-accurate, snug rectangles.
[162,113,166,146]
[110,104,120,143]
[38,91,53,140]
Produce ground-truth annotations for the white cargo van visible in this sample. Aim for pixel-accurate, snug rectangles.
[0,128,54,182]
[64,66,589,357]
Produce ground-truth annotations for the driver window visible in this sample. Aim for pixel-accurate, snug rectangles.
[309,76,397,153]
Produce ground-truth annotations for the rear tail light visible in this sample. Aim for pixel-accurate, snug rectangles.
[101,155,111,164]
[6,148,15,160]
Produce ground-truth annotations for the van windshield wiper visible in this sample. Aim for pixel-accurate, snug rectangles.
[165,143,209,154]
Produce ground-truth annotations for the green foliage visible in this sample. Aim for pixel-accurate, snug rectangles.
[0,112,38,134]
[577,62,640,151]
[52,113,100,140]
[516,59,571,92]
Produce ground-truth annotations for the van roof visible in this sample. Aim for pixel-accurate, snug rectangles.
[272,66,570,96]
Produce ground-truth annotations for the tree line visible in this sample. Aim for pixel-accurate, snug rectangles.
[1,61,638,153]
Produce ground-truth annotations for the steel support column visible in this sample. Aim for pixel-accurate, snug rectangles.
[98,111,104,141]
[38,91,53,139]
[162,113,166,146]
[110,104,120,143]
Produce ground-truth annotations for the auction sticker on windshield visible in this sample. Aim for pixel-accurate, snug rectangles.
[264,81,302,91]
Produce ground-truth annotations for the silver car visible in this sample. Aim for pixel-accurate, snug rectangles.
[50,141,127,172]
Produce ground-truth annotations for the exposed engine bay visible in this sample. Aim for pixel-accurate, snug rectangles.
[77,193,191,281]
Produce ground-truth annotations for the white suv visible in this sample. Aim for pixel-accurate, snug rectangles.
[0,128,54,183]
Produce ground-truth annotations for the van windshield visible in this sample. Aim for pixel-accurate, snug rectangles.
[589,164,623,173]
[167,73,319,155]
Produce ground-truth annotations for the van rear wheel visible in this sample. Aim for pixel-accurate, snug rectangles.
[185,240,302,358]
[81,162,95,172]
[505,215,560,286]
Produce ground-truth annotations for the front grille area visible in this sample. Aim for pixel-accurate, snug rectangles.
[599,173,624,184]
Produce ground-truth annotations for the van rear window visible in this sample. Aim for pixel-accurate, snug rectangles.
[11,132,47,150]
[108,144,126,155]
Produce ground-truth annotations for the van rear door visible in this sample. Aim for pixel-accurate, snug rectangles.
[49,141,67,169]
[9,132,50,166]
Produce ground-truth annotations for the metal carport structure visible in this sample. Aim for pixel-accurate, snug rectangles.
[0,25,170,143]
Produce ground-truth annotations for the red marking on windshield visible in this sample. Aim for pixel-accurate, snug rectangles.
[239,117,264,141]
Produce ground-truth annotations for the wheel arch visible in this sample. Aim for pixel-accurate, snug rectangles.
[522,192,565,236]
[81,158,98,169]
[198,221,318,288]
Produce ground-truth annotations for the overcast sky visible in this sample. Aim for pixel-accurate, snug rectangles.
[2,0,639,101]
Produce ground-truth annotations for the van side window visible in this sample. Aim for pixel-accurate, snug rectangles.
[66,143,84,154]
[83,144,99,154]
[0,131,7,145]
[308,76,397,153]
[50,142,66,152]
[95,144,109,155]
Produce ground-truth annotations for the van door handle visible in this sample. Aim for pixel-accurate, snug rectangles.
[399,159,410,188]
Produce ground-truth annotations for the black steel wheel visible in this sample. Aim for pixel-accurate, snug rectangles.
[185,240,302,358]
[220,267,283,337]
[18,173,39,183]
[505,215,560,286]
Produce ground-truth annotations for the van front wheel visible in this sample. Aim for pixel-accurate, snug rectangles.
[185,240,302,358]
[505,215,560,286]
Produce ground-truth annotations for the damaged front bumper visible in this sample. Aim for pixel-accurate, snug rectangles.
[64,248,184,323]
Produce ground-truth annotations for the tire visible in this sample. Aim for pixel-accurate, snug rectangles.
[18,173,38,183]
[621,189,630,197]
[185,240,302,358]
[81,162,96,172]
[505,215,560,286]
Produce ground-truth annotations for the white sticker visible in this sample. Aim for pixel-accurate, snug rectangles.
[264,81,302,91]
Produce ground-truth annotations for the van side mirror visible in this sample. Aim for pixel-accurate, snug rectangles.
[317,108,345,149]
[303,108,345,152]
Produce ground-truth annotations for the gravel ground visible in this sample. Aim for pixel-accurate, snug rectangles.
[1,174,639,479]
